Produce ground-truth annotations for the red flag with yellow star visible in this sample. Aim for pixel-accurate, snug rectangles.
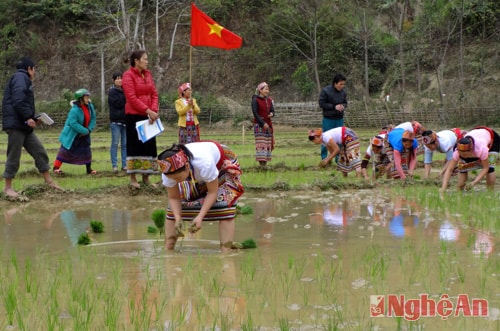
[190,3,242,50]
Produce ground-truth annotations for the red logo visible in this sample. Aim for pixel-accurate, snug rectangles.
[370,295,385,317]
[370,294,488,320]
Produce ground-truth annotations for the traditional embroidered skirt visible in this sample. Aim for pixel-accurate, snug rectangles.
[384,142,411,179]
[125,114,159,174]
[178,122,200,144]
[372,153,391,178]
[166,145,244,221]
[336,128,361,173]
[56,135,92,165]
[458,129,500,173]
[254,124,274,162]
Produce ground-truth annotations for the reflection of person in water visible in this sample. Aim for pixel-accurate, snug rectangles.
[253,199,276,247]
[388,198,419,238]
[310,199,359,232]
[438,220,461,242]
[472,230,494,257]
[60,210,91,245]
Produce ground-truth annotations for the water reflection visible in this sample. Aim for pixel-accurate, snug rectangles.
[0,192,498,329]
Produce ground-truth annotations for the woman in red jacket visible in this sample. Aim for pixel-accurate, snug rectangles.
[122,50,160,188]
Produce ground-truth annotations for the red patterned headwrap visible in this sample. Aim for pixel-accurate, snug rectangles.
[157,150,188,174]
[178,82,191,97]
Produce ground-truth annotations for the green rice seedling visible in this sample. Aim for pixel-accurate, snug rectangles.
[3,282,17,326]
[151,209,166,234]
[240,253,258,282]
[241,312,257,331]
[90,220,104,233]
[237,205,253,215]
[77,233,91,245]
[104,293,120,330]
[278,317,291,331]
[241,238,257,248]
[456,264,466,283]
[147,226,158,234]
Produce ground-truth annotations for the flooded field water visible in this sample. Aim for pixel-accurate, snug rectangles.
[0,190,498,330]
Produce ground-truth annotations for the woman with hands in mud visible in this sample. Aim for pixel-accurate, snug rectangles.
[158,141,244,252]
[440,126,500,192]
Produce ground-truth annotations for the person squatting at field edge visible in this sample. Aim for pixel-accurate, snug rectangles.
[158,141,244,253]
[422,128,465,179]
[176,82,201,144]
[252,82,275,167]
[385,128,418,180]
[440,126,500,192]
[308,127,362,178]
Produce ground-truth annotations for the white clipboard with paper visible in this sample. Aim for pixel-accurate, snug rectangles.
[136,118,165,143]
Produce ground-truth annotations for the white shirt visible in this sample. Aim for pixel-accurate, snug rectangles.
[161,142,221,188]
[322,127,343,146]
[424,130,457,164]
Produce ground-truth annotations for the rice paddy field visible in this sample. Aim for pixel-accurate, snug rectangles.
[0,124,498,330]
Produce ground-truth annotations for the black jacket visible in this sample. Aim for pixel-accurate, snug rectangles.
[108,85,126,124]
[1,69,35,132]
[318,84,348,119]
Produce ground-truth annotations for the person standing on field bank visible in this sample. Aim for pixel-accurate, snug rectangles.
[252,82,275,167]
[122,49,160,189]
[440,126,500,192]
[2,57,63,199]
[175,82,201,144]
[108,72,127,173]
[318,73,347,161]
[53,88,97,175]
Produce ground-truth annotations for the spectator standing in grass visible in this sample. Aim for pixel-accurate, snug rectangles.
[2,56,62,199]
[122,49,160,188]
[318,73,347,161]
[53,88,97,175]
[108,72,127,173]
[175,82,201,144]
[252,82,275,167]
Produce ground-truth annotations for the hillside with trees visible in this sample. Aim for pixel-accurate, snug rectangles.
[0,0,499,127]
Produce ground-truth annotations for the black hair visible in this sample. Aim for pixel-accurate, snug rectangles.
[308,135,315,141]
[112,72,122,80]
[157,143,194,175]
[458,137,473,145]
[332,73,346,85]
[421,130,433,137]
[129,50,147,68]
[16,57,35,70]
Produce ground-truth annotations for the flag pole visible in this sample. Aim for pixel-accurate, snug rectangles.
[189,46,192,86]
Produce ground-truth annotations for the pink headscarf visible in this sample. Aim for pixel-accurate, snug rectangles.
[178,82,191,97]
[255,82,268,95]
